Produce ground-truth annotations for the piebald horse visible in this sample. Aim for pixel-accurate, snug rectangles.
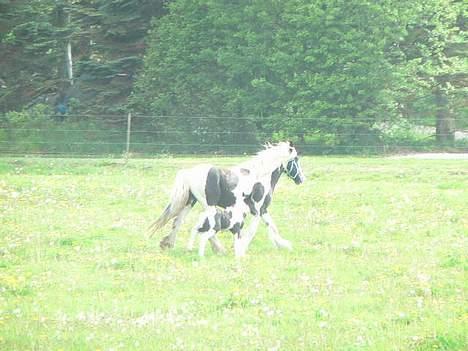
[189,154,305,256]
[147,142,305,256]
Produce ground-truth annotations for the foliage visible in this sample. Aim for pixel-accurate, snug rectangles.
[1,105,127,155]
[393,0,467,143]
[132,0,466,148]
[73,0,167,114]
[0,0,166,114]
[1,0,466,153]
[133,1,403,145]
[0,0,65,112]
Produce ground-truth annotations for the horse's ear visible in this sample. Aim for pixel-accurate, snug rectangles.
[289,141,294,148]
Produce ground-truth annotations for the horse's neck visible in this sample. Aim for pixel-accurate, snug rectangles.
[239,157,284,179]
[269,166,283,192]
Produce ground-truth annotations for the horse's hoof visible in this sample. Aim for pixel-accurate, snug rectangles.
[234,245,246,258]
[215,248,227,256]
[211,244,226,255]
[160,239,174,250]
[274,239,292,250]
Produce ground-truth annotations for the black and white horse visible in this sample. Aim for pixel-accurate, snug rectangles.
[147,142,305,256]
[188,155,305,256]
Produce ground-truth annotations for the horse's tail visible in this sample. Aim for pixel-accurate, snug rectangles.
[147,170,190,238]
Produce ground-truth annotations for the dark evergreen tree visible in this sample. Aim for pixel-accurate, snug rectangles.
[0,0,167,115]
[75,0,167,114]
[0,0,66,112]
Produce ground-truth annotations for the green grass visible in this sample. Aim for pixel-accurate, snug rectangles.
[0,156,466,350]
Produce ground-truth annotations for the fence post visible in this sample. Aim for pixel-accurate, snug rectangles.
[126,112,132,156]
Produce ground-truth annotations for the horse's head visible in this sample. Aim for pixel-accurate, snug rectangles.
[262,141,305,184]
[285,156,305,184]
[282,141,305,184]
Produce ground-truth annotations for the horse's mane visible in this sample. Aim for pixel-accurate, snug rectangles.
[239,142,292,177]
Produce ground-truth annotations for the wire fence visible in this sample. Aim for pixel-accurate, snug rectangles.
[1,113,467,157]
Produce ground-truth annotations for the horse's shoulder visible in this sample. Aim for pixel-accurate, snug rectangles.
[219,167,239,190]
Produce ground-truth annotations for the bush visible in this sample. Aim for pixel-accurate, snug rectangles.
[2,105,127,155]
[2,104,56,154]
[376,119,437,151]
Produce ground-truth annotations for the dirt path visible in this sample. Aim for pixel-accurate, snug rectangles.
[390,153,468,160]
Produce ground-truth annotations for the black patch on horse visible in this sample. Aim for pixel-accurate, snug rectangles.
[251,182,265,202]
[218,169,239,207]
[244,182,264,216]
[244,196,257,215]
[270,167,283,191]
[214,210,232,231]
[240,168,250,175]
[199,218,210,232]
[260,193,272,215]
[205,167,239,208]
[186,191,197,207]
[205,168,221,206]
[230,222,243,235]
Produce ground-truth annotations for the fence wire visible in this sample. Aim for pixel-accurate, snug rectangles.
[1,114,466,157]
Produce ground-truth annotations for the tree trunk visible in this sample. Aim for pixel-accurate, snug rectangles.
[434,86,454,146]
[66,13,73,85]
[55,5,73,87]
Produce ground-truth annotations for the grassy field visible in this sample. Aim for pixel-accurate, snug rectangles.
[0,156,466,351]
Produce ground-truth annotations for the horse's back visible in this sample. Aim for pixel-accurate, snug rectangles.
[180,163,257,209]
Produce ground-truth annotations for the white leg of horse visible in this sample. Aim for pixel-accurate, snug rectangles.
[234,233,244,258]
[196,206,226,254]
[199,229,216,257]
[209,236,226,255]
[187,226,198,252]
[262,213,292,250]
[188,225,223,254]
[191,208,212,253]
[160,205,192,249]
[187,231,225,255]
[236,216,261,256]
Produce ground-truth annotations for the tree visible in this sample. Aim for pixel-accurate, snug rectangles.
[74,0,167,114]
[0,0,167,115]
[0,0,66,112]
[132,0,413,150]
[395,0,467,145]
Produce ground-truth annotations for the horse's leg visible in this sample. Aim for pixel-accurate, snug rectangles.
[234,232,243,257]
[261,212,292,250]
[202,205,226,254]
[160,205,192,249]
[234,216,261,257]
[199,229,217,257]
[189,208,210,252]
[209,236,226,255]
[188,226,224,254]
[187,226,198,252]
